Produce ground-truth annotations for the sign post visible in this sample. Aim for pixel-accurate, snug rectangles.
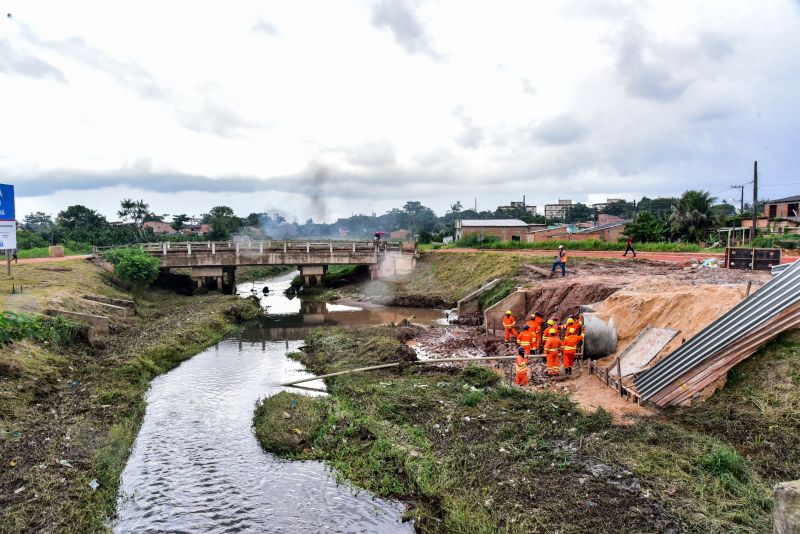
[0,184,16,275]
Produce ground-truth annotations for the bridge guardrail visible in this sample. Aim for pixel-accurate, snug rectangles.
[95,240,412,256]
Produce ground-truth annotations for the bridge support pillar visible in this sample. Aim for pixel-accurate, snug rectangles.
[299,265,326,286]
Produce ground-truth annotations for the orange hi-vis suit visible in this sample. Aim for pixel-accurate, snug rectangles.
[526,316,543,333]
[562,333,584,373]
[516,329,536,355]
[503,315,518,341]
[515,354,529,386]
[543,332,562,376]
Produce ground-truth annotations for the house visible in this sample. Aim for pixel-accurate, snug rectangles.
[143,221,176,235]
[526,225,569,243]
[764,195,800,220]
[179,224,211,236]
[455,219,530,241]
[544,199,573,220]
[597,213,625,225]
[591,198,625,212]
[571,221,629,242]
[497,199,537,215]
[390,229,411,239]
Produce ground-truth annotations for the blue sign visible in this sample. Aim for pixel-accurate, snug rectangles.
[0,184,15,221]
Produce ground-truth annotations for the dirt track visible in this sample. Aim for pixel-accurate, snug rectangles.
[14,254,92,265]
[438,247,799,264]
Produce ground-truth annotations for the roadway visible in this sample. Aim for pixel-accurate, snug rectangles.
[437,248,799,264]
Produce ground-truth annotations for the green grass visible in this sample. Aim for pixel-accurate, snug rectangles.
[254,326,798,533]
[253,392,327,456]
[450,236,724,253]
[477,278,518,310]
[17,244,93,259]
[236,265,294,283]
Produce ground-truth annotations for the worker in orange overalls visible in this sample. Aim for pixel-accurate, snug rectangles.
[526,312,543,333]
[562,327,584,376]
[515,347,529,386]
[540,319,556,361]
[502,310,518,342]
[543,328,562,376]
[516,325,535,356]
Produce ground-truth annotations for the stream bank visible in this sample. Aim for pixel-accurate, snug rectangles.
[255,325,794,533]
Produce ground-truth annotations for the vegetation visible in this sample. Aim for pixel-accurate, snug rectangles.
[16,242,93,259]
[101,247,160,293]
[452,235,720,252]
[0,259,261,533]
[669,190,719,243]
[0,311,86,348]
[624,211,669,242]
[254,326,798,533]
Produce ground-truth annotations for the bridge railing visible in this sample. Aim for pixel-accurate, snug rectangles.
[97,240,412,256]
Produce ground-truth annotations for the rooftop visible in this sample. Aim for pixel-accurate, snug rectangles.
[459,219,528,227]
[768,195,800,204]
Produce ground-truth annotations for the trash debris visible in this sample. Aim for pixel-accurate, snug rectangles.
[701,258,719,268]
[9,460,17,467]
[14,486,25,494]
[59,459,73,468]
[282,411,291,419]
[89,479,99,491]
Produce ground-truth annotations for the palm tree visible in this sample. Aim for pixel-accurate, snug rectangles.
[669,190,716,243]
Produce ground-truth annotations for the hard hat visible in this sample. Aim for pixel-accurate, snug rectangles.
[567,318,574,324]
[505,310,512,315]
[569,328,575,334]
[547,319,554,326]
[549,328,556,334]
[558,244,564,248]
[522,325,529,330]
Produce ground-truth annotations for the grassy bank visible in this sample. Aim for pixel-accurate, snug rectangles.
[254,326,796,532]
[0,260,261,532]
[236,265,294,283]
[446,237,725,253]
[16,244,93,259]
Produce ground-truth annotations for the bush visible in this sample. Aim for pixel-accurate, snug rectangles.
[16,229,49,249]
[102,247,160,292]
[700,446,748,482]
[0,311,86,347]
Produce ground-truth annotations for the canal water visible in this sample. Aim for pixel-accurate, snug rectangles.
[114,271,445,533]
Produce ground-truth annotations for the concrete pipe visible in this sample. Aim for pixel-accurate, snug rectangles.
[582,312,617,359]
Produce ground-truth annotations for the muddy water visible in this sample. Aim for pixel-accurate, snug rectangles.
[114,271,443,533]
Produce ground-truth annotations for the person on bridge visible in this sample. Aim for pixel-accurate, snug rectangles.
[623,236,637,258]
[551,245,567,276]
[562,328,584,375]
[503,311,518,342]
[516,325,535,356]
[515,347,529,386]
[543,328,562,376]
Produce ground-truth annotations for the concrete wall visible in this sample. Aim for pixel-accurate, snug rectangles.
[484,290,526,336]
[765,201,800,219]
[457,226,528,241]
[526,226,568,243]
[157,249,379,269]
[457,278,501,317]
[371,252,417,279]
[774,480,800,534]
[575,224,626,243]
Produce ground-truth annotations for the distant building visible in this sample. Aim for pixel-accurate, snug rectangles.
[338,227,350,237]
[597,213,625,226]
[544,199,573,220]
[764,195,800,220]
[455,219,530,241]
[497,200,537,215]
[179,224,211,236]
[143,221,176,235]
[390,229,411,239]
[571,220,630,242]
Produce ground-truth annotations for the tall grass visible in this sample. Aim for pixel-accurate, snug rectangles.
[16,243,93,259]
[0,311,86,347]
[451,235,721,252]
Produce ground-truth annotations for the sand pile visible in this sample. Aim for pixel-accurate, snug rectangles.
[593,280,747,359]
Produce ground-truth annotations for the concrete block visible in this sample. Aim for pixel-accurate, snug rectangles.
[80,298,132,317]
[44,309,110,342]
[48,245,65,258]
[775,480,800,534]
[83,294,135,309]
[457,278,501,317]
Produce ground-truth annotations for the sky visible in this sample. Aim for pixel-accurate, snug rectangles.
[1,0,799,223]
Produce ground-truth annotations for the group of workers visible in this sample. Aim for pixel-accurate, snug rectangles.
[502,310,585,386]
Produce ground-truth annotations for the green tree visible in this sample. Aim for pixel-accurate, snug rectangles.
[117,198,150,226]
[669,190,716,242]
[203,206,240,240]
[57,205,109,244]
[624,211,668,242]
[566,203,593,223]
[171,214,192,231]
[23,211,57,244]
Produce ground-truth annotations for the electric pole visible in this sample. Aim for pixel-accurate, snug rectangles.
[730,184,744,214]
[752,160,758,242]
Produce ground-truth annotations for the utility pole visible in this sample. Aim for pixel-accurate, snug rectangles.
[752,161,758,242]
[730,184,745,214]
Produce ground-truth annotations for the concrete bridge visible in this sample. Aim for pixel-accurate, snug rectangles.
[100,240,418,291]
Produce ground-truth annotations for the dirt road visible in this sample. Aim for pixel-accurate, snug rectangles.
[437,248,799,264]
[12,254,92,265]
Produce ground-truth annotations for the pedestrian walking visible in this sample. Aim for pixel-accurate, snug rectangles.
[623,236,637,257]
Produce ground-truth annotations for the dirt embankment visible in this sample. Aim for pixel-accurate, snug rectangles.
[0,260,261,533]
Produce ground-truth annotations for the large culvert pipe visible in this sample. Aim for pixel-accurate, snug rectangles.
[582,312,617,359]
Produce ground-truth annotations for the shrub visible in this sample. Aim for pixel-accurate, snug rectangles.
[0,311,86,347]
[700,445,748,482]
[102,247,160,293]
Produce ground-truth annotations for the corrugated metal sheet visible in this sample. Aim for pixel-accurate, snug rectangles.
[634,258,800,405]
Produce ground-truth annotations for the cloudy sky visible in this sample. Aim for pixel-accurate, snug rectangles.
[1,1,799,222]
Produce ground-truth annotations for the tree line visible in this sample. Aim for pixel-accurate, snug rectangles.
[16,190,747,250]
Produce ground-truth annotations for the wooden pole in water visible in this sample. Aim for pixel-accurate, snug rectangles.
[280,355,518,387]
